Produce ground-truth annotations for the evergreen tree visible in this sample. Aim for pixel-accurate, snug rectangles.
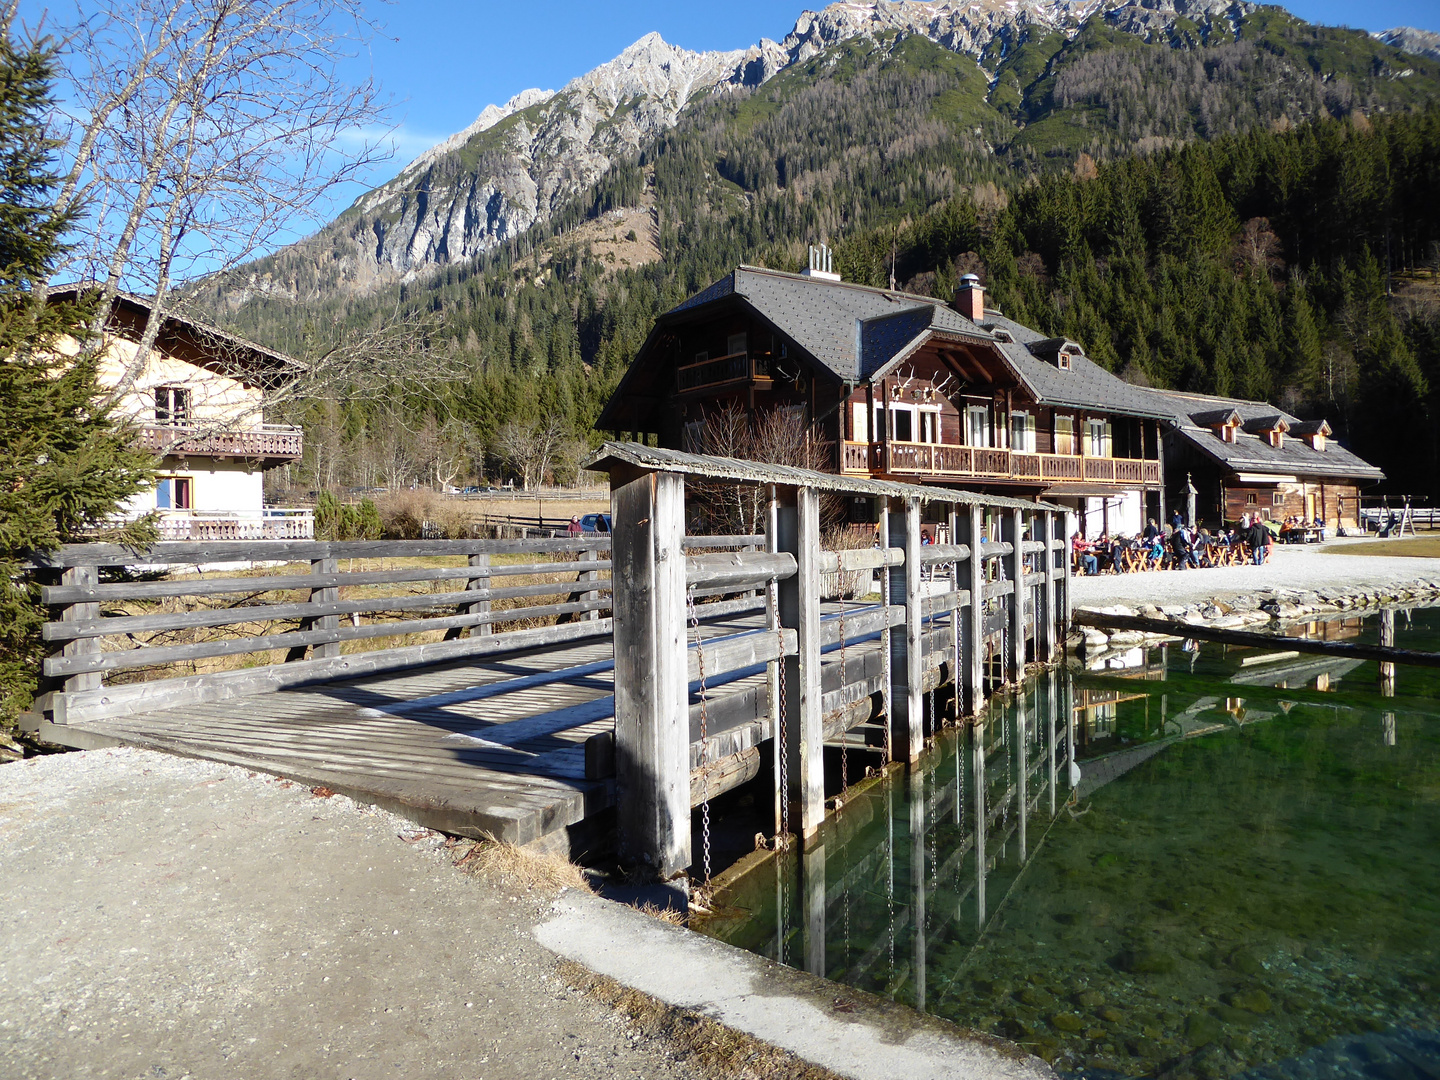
[0,26,156,734]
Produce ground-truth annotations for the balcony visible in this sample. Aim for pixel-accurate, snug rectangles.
[676,352,773,394]
[154,508,314,541]
[137,423,304,461]
[842,441,1160,486]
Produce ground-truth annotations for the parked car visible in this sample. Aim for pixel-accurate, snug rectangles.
[579,513,611,534]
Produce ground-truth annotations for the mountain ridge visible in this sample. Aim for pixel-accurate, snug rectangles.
[214,0,1440,311]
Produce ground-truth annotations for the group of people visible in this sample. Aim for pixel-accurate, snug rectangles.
[1070,511,1288,575]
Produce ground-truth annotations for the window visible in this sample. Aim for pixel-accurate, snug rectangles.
[1054,415,1075,455]
[155,386,191,425]
[1086,418,1111,457]
[155,476,192,510]
[726,333,747,357]
[1010,411,1035,453]
[1246,493,1258,506]
[851,401,868,443]
[918,408,940,444]
[892,406,914,442]
[966,406,990,448]
[1058,352,1071,371]
[1272,492,1285,507]
[693,351,709,365]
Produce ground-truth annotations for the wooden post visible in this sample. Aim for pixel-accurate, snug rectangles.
[962,503,986,716]
[1379,608,1396,694]
[1004,509,1026,682]
[778,486,824,838]
[577,547,600,621]
[58,565,102,707]
[910,765,927,1012]
[950,506,962,723]
[610,467,690,878]
[1040,509,1057,663]
[766,488,783,840]
[447,552,491,640]
[879,506,893,755]
[804,840,827,978]
[286,557,339,662]
[972,718,987,928]
[1015,691,1028,861]
[888,498,923,761]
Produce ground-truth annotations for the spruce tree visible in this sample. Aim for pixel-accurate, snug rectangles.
[0,28,156,735]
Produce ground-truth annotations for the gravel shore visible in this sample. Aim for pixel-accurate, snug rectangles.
[0,748,706,1080]
[1070,540,1440,610]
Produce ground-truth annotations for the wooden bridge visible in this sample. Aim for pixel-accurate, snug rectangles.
[25,443,1073,878]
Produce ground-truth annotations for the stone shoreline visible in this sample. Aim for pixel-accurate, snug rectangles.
[1070,574,1440,653]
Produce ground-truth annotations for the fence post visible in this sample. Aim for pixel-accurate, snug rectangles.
[610,466,690,878]
[962,504,986,716]
[1040,509,1057,662]
[448,552,491,639]
[765,488,783,840]
[578,547,600,621]
[286,555,340,662]
[777,485,824,838]
[888,497,923,762]
[949,506,961,724]
[1004,509,1026,682]
[54,564,102,717]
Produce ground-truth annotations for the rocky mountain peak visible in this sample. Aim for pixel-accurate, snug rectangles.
[1375,26,1440,62]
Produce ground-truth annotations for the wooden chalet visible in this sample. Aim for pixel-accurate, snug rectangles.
[1136,388,1383,531]
[599,260,1168,536]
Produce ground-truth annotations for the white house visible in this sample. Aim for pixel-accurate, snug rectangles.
[53,290,310,540]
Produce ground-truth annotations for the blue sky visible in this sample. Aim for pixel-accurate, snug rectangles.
[361,0,1440,184]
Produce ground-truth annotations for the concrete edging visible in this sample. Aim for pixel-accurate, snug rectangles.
[534,889,1055,1080]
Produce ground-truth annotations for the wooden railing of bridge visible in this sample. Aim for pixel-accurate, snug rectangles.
[588,442,1073,879]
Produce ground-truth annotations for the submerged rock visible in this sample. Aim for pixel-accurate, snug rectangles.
[1115,947,1177,974]
[1186,1012,1223,1045]
[1051,1012,1086,1032]
[1225,988,1273,1014]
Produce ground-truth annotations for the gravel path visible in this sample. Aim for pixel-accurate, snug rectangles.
[1070,541,1440,609]
[0,748,704,1080]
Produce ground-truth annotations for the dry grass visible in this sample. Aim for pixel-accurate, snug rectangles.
[1334,536,1440,558]
[634,900,687,925]
[558,960,848,1080]
[452,838,592,895]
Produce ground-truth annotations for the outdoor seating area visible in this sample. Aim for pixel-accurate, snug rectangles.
[1069,515,1322,575]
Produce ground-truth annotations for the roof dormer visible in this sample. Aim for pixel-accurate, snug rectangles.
[1029,337,1083,371]
[1191,407,1243,444]
[1289,418,1332,452]
[1241,414,1290,448]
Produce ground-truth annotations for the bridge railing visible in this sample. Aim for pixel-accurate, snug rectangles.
[588,442,1072,879]
[30,537,619,726]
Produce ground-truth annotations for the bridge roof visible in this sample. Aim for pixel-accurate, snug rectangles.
[586,442,1067,514]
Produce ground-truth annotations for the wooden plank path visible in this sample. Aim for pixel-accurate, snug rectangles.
[50,607,797,847]
[47,601,952,850]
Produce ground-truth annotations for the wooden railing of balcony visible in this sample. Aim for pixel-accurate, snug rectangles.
[675,351,773,393]
[137,423,304,460]
[844,440,1160,485]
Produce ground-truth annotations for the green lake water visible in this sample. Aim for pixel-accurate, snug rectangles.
[696,608,1440,1080]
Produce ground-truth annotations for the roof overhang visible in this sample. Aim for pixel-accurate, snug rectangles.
[1233,473,1298,485]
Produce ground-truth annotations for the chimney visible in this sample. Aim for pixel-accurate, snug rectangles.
[801,243,841,282]
[954,273,985,322]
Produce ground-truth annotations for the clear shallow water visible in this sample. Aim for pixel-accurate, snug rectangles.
[697,608,1440,1080]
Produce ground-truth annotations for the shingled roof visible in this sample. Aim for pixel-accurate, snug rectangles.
[659,266,1171,419]
[1136,388,1383,482]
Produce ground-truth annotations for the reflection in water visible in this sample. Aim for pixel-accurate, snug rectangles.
[700,610,1440,1080]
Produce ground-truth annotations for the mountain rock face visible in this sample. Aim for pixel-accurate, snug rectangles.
[1376,27,1440,62]
[239,0,1392,301]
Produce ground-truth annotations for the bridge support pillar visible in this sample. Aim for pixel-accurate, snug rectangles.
[1003,509,1026,683]
[961,504,986,716]
[777,486,824,839]
[887,497,923,762]
[610,466,691,878]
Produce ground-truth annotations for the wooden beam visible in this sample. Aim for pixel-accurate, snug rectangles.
[610,467,691,878]
[58,565,101,701]
[778,486,824,838]
[1040,510,1057,662]
[889,497,923,761]
[1005,509,1026,682]
[962,504,986,715]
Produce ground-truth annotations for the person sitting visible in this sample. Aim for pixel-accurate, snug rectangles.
[1145,532,1166,568]
[1071,532,1098,576]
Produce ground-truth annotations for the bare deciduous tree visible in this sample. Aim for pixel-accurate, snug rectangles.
[40,0,463,425]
